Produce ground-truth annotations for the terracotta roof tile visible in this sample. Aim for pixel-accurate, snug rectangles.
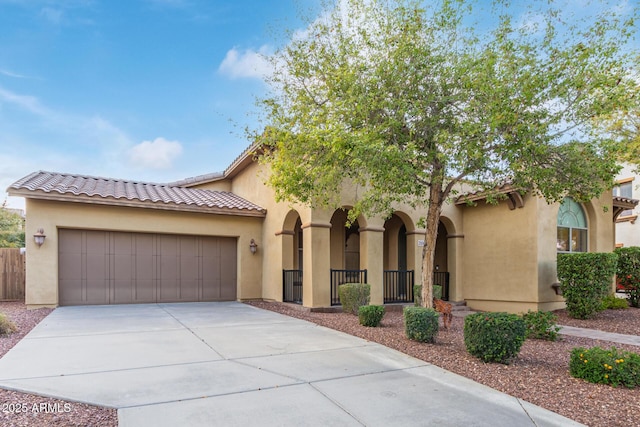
[8,171,266,217]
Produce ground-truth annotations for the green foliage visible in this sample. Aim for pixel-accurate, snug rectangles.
[413,284,441,306]
[614,247,640,308]
[570,347,640,388]
[600,294,629,310]
[255,0,637,307]
[433,285,442,300]
[403,306,439,343]
[463,312,526,364]
[0,313,16,336]
[0,207,25,248]
[338,283,371,315]
[521,311,560,341]
[413,285,422,306]
[358,305,385,327]
[557,253,618,319]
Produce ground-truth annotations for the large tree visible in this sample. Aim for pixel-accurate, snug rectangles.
[255,0,639,308]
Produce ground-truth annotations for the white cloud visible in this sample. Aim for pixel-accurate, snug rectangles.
[40,7,64,24]
[0,68,32,79]
[0,86,50,116]
[218,45,273,80]
[128,137,183,169]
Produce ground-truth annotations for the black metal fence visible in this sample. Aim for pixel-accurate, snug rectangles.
[330,269,367,305]
[283,269,303,304]
[383,270,414,303]
[433,271,450,301]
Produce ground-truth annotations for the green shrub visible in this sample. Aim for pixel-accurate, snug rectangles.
[522,310,560,341]
[0,313,16,336]
[463,312,526,364]
[338,283,371,315]
[615,246,640,308]
[413,285,422,306]
[413,285,442,306]
[570,346,640,388]
[358,305,385,327]
[600,294,629,310]
[433,285,442,300]
[557,253,618,319]
[404,306,439,343]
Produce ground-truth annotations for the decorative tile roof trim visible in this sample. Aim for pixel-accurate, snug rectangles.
[455,184,526,210]
[168,172,224,187]
[613,195,639,222]
[170,142,263,188]
[8,171,266,218]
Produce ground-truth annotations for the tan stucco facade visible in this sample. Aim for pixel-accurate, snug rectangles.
[23,198,263,307]
[15,152,620,314]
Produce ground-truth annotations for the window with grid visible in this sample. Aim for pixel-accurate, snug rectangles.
[557,197,587,253]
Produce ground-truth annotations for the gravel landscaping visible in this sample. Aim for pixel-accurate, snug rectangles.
[0,300,638,426]
[247,301,640,427]
[0,302,117,427]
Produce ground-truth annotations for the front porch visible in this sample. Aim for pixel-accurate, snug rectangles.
[282,269,450,306]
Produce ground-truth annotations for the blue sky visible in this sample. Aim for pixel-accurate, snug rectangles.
[0,0,637,211]
[0,0,318,210]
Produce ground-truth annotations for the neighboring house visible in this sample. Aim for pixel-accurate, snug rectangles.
[614,163,640,247]
[8,146,638,313]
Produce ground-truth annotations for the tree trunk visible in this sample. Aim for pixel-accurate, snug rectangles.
[420,177,444,309]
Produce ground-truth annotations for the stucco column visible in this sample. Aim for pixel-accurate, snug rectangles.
[406,230,425,290]
[276,230,295,271]
[447,234,464,302]
[359,226,385,305]
[301,221,331,307]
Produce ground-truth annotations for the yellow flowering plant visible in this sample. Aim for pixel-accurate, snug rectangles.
[570,347,640,388]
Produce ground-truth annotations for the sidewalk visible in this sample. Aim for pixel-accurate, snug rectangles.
[558,325,640,346]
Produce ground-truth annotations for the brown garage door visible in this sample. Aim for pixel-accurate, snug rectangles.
[58,229,237,305]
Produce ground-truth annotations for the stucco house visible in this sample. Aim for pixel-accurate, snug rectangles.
[8,145,638,313]
[614,163,640,248]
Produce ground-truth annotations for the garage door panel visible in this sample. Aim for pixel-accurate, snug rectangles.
[59,230,237,305]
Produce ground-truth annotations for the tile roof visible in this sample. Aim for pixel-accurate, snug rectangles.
[8,171,266,217]
[169,142,261,187]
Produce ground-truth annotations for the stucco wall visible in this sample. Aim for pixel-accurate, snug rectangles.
[461,191,615,313]
[460,193,540,313]
[615,163,640,247]
[24,198,263,307]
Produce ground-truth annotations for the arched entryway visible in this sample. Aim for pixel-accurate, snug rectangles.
[281,211,303,304]
[329,209,367,305]
[383,213,416,303]
[434,221,450,300]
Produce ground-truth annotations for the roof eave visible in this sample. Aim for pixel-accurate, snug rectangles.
[8,189,267,218]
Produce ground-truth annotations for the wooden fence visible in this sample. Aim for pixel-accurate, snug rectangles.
[0,248,25,300]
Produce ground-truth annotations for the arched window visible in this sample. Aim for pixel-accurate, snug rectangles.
[557,198,587,253]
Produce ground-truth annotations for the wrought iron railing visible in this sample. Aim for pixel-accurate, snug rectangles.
[383,270,414,303]
[330,269,367,305]
[283,269,303,304]
[433,271,450,301]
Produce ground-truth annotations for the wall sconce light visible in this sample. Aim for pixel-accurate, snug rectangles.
[249,239,258,255]
[34,228,46,247]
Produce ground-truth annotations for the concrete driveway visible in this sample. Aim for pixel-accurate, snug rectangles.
[0,302,581,426]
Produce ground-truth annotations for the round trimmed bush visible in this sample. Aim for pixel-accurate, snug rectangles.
[404,306,439,343]
[358,305,385,327]
[464,312,526,364]
[338,283,371,315]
